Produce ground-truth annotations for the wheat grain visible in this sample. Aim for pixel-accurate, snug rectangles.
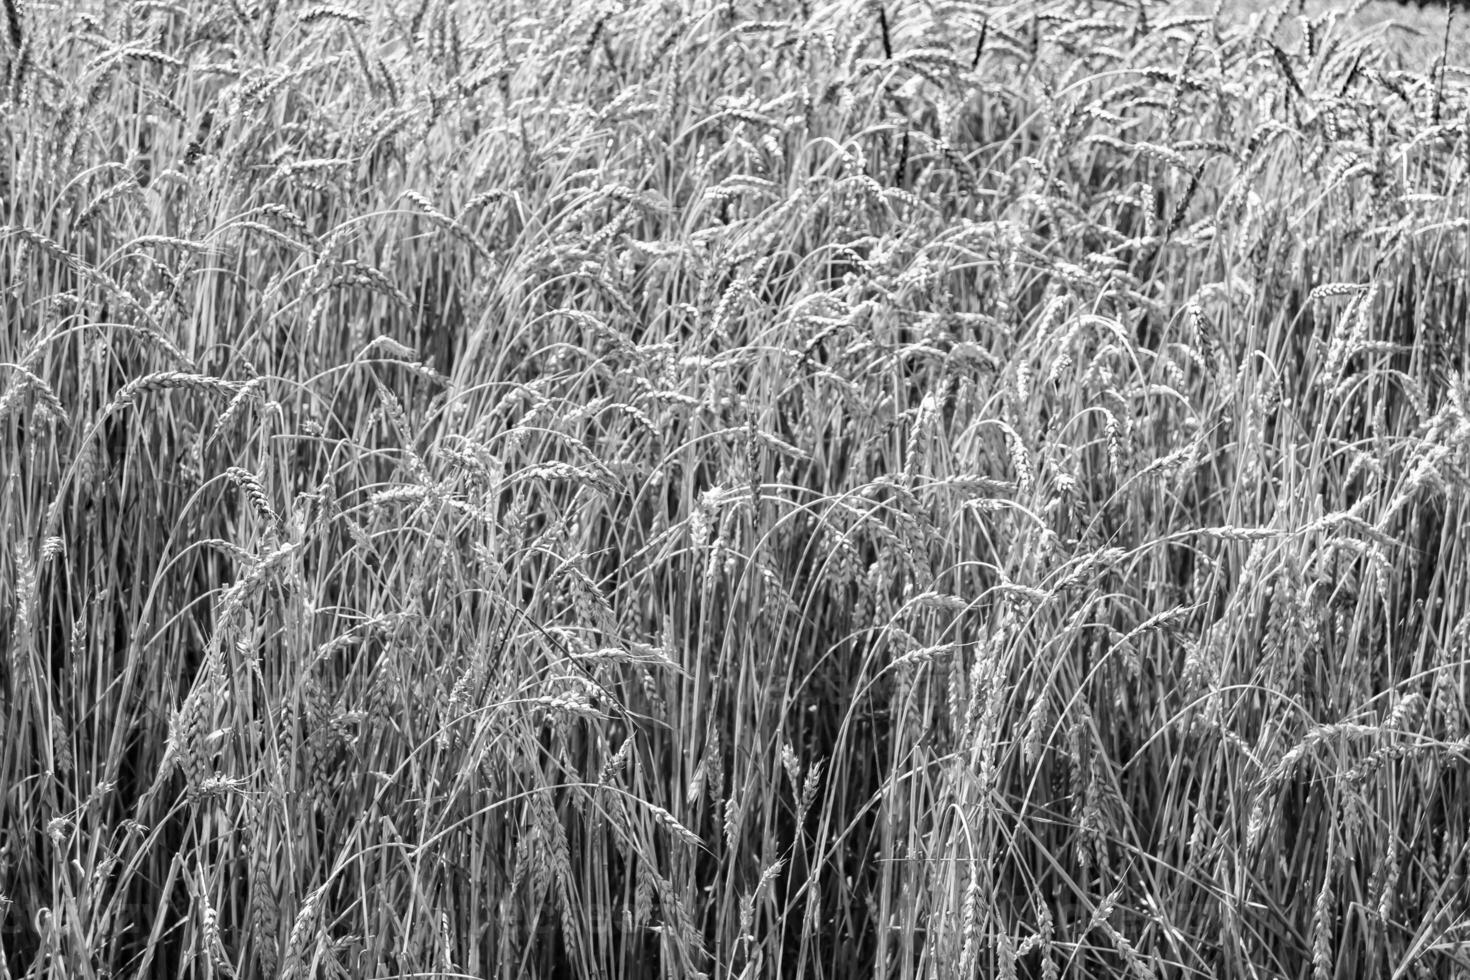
[1311,874,1334,980]
[279,884,325,980]
[300,5,366,28]
[225,467,281,532]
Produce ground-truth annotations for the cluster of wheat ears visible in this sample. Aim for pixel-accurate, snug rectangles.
[1,0,1468,976]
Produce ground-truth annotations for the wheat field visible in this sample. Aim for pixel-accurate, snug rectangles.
[1,0,1468,977]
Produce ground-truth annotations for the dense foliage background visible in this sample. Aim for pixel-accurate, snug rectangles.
[2,0,1468,977]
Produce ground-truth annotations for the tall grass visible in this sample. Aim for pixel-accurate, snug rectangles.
[2,0,1468,977]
